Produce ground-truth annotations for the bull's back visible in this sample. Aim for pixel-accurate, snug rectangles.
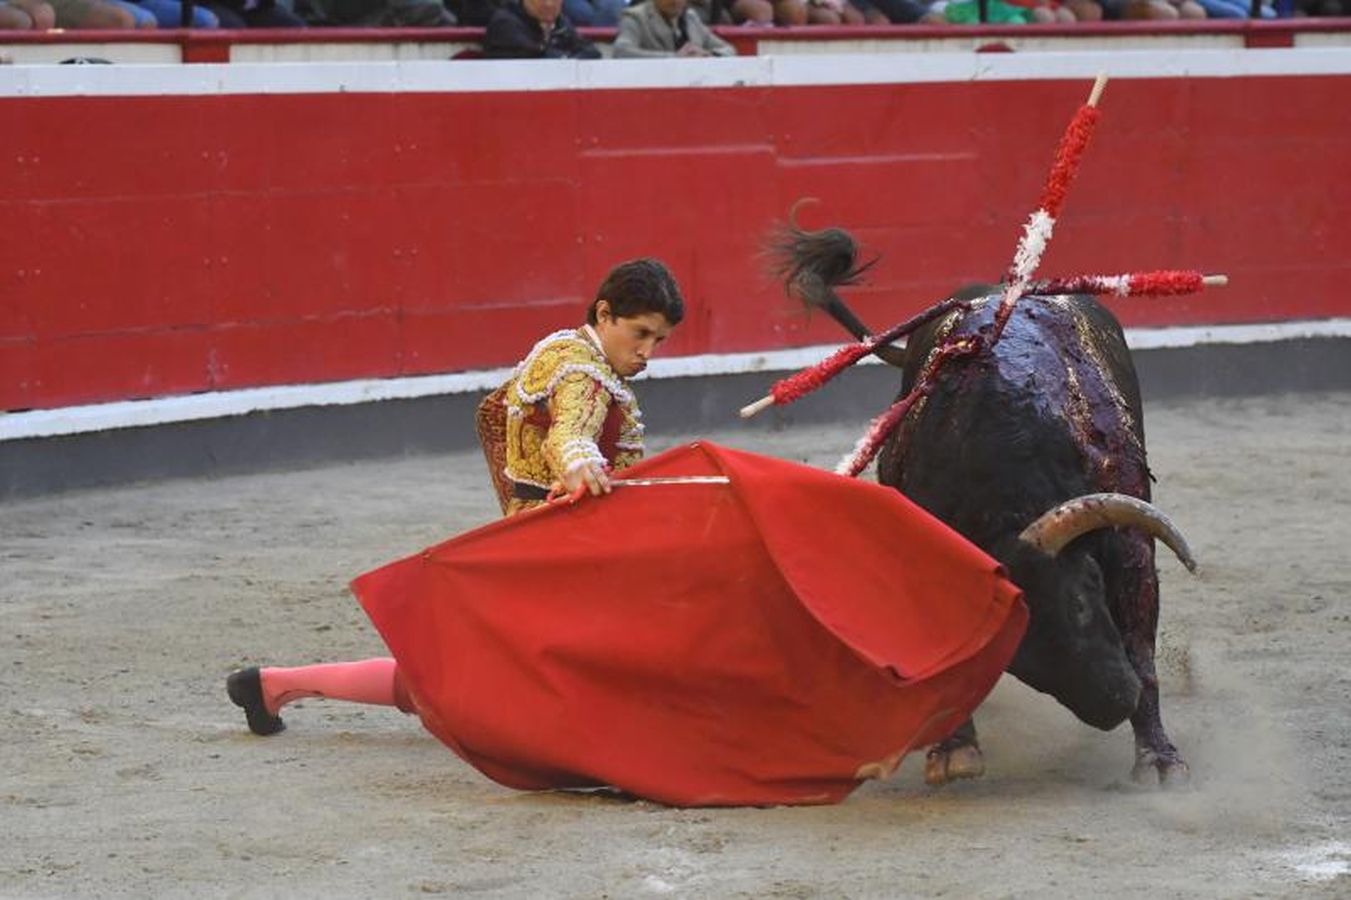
[879,294,1149,551]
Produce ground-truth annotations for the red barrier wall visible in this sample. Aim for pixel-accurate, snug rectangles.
[2,67,1348,412]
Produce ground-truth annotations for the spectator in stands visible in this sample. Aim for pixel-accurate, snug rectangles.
[693,0,810,26]
[104,0,155,23]
[483,0,600,58]
[943,0,1113,16]
[774,0,812,23]
[449,0,496,23]
[613,0,735,57]
[1065,0,1103,18]
[0,0,55,27]
[795,0,857,22]
[931,0,1015,20]
[845,0,945,23]
[1190,0,1272,14]
[1007,0,1078,19]
[935,0,1049,20]
[563,0,626,25]
[297,0,455,25]
[47,0,152,26]
[842,0,887,21]
[458,0,627,25]
[1100,0,1205,17]
[203,0,307,26]
[126,0,221,25]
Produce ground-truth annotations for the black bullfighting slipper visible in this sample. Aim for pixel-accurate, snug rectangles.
[227,667,285,736]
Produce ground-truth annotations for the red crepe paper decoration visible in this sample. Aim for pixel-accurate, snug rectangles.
[1036,104,1102,220]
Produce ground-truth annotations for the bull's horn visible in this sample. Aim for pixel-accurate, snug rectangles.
[1018,492,1198,573]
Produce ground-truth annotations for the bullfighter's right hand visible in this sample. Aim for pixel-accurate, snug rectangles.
[561,461,612,497]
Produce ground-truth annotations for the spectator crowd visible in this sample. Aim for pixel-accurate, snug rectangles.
[0,0,1340,41]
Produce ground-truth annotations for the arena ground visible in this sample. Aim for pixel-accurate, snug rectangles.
[2,389,1348,898]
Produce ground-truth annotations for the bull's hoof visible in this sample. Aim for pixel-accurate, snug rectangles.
[1131,749,1190,788]
[924,743,985,786]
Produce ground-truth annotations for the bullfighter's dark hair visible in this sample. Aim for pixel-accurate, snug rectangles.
[589,258,685,326]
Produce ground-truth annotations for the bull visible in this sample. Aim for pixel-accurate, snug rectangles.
[774,225,1197,786]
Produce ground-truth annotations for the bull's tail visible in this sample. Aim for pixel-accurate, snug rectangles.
[767,207,906,367]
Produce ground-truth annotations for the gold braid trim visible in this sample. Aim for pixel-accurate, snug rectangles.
[501,330,643,492]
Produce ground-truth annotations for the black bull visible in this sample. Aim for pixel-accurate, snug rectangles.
[777,229,1197,786]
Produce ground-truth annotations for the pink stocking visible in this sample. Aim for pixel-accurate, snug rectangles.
[260,658,416,716]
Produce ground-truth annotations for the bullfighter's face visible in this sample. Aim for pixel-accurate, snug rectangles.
[593,301,673,378]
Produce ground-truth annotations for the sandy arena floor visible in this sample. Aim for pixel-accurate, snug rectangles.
[2,390,1348,898]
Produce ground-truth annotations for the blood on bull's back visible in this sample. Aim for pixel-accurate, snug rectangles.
[883,291,1152,548]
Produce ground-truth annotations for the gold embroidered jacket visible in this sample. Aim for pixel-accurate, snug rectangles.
[494,328,644,513]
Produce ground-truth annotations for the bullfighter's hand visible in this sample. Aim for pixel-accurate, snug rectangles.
[562,461,612,497]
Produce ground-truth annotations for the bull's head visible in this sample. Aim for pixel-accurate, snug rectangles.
[1000,494,1196,731]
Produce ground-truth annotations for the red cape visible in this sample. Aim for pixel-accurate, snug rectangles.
[352,442,1026,807]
